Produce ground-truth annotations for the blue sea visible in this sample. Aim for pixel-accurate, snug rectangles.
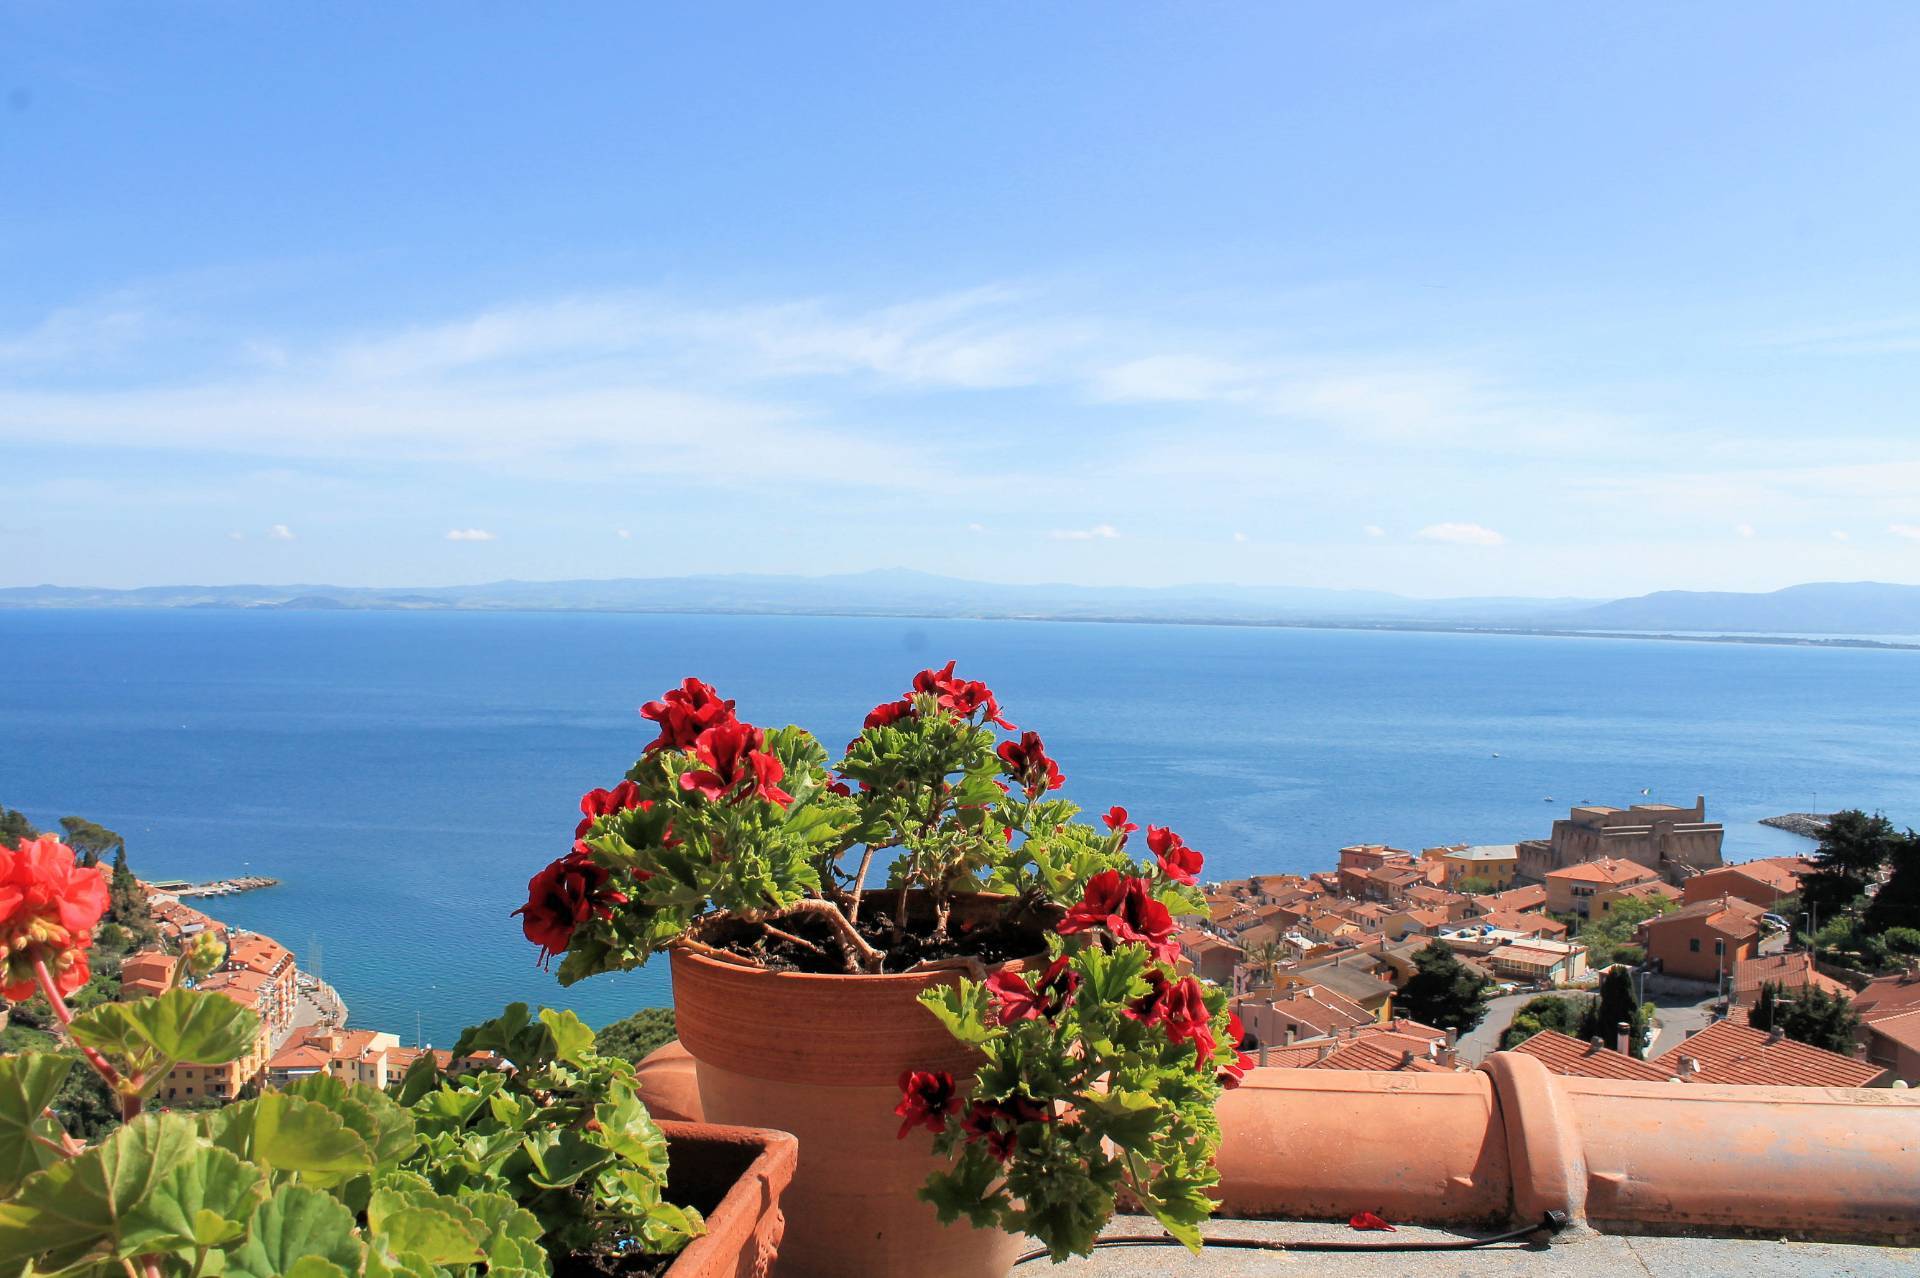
[4,609,1918,1046]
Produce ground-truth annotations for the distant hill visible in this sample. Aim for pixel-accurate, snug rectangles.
[5,573,1919,636]
[1560,582,1920,635]
[0,570,1599,625]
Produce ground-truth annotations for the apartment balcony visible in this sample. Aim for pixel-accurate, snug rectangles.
[634,1041,1920,1274]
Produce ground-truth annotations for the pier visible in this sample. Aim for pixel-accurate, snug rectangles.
[149,874,280,899]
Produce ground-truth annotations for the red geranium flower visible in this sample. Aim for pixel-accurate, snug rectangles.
[984,954,1080,1024]
[1101,806,1138,837]
[0,835,110,1002]
[1055,870,1179,962]
[575,780,649,837]
[1127,970,1217,1064]
[959,1095,1051,1161]
[995,731,1064,798]
[679,721,793,807]
[894,1069,959,1139]
[1147,825,1204,886]
[512,844,634,966]
[640,678,737,753]
[941,678,1017,731]
[1219,1010,1255,1088]
[863,698,914,730]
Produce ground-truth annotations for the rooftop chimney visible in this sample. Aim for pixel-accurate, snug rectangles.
[1617,1021,1632,1055]
[1445,1027,1459,1048]
[1317,1043,1335,1062]
[1284,1028,1296,1046]
[1398,1050,1416,1070]
[1766,1027,1785,1045]
[1587,1036,1605,1055]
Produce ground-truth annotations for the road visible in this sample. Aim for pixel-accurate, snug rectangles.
[1457,983,1722,1063]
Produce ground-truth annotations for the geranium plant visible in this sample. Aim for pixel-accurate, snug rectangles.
[526,666,1252,1259]
[0,834,696,1278]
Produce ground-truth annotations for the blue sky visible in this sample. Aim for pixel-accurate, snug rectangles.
[4,3,1920,597]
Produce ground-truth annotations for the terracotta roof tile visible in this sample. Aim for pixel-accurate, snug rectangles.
[1729,952,1853,1004]
[1853,969,1920,1021]
[1306,1039,1450,1072]
[1545,858,1658,886]
[1652,1019,1885,1087]
[1512,1030,1669,1081]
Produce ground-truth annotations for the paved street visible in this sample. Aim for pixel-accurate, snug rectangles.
[1457,984,1722,1063]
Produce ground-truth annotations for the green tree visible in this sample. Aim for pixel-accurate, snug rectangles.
[592,1006,678,1063]
[1865,830,1920,935]
[1577,895,1675,968]
[1801,809,1901,922]
[1578,967,1652,1056]
[1398,941,1494,1033]
[1750,982,1861,1055]
[0,802,37,849]
[1455,875,1500,896]
[58,816,124,867]
[1499,993,1588,1050]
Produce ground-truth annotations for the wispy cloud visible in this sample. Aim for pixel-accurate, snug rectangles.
[1049,524,1120,542]
[1363,525,1387,538]
[1892,524,1920,541]
[445,528,496,542]
[268,524,296,541]
[1415,522,1504,547]
[1735,523,1756,539]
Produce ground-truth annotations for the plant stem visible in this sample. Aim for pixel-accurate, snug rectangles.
[30,951,124,1093]
[847,842,881,924]
[773,900,885,972]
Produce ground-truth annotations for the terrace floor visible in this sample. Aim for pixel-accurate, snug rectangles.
[1047,1217,1915,1276]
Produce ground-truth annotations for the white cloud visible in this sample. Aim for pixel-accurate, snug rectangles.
[1892,524,1920,541]
[268,524,295,541]
[1734,523,1756,538]
[1414,522,1505,547]
[445,528,496,542]
[1232,531,1248,543]
[1363,525,1387,538]
[616,528,631,539]
[226,531,246,542]
[1831,530,1850,541]
[966,522,986,533]
[1049,524,1120,542]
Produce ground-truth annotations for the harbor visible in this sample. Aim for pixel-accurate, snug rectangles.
[145,874,280,899]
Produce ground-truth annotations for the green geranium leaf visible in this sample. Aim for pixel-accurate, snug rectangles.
[521,1127,612,1189]
[70,987,259,1073]
[0,1054,73,1195]
[285,1073,417,1169]
[537,1008,596,1067]
[207,1093,374,1187]
[120,1143,264,1252]
[225,1185,364,1278]
[283,1260,353,1278]
[1081,1088,1160,1155]
[591,1081,667,1171]
[918,982,996,1045]
[373,1206,485,1266]
[393,1052,440,1107]
[0,1113,197,1264]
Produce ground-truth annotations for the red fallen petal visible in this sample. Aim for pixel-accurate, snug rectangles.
[1349,1210,1397,1232]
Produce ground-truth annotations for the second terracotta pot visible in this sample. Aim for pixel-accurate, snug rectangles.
[669,928,1028,1278]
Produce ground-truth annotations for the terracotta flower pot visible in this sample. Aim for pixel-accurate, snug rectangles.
[658,1121,798,1278]
[669,899,1034,1278]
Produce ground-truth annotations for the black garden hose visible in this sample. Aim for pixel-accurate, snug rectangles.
[1012,1211,1571,1265]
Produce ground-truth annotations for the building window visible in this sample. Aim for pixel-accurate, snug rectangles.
[1714,940,1725,956]
[1689,938,1701,953]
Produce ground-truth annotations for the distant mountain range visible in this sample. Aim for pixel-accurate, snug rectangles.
[4,573,1920,638]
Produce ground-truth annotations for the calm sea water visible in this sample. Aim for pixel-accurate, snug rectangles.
[4,609,1918,1046]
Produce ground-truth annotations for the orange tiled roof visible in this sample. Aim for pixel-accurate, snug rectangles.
[1512,1030,1669,1081]
[1862,1008,1920,1054]
[1479,884,1547,912]
[1641,894,1766,941]
[268,1043,332,1071]
[1545,857,1658,886]
[1652,1019,1885,1087]
[1853,968,1920,1021]
[1691,860,1802,894]
[1307,1038,1451,1073]
[227,933,294,975]
[1729,951,1852,1004]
